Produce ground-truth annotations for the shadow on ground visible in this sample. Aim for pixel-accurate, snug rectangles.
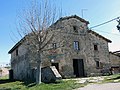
[108,76,120,80]
[113,76,120,80]
[0,79,15,84]
[0,79,37,90]
[0,79,13,90]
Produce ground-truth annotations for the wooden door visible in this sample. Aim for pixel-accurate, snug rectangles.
[73,59,84,77]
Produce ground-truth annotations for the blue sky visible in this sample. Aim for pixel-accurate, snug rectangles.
[0,0,120,64]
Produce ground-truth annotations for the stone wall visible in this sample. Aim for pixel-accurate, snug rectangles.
[10,16,111,81]
[10,42,35,81]
[86,32,111,76]
[109,52,120,74]
[41,17,111,77]
[109,52,120,66]
[41,17,89,77]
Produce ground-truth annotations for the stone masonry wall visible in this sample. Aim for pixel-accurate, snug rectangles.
[109,53,120,66]
[85,32,110,76]
[10,16,111,80]
[41,17,111,77]
[41,18,89,77]
[11,42,34,81]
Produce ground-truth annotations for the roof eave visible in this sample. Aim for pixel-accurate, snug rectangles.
[8,38,24,54]
[88,30,112,43]
[54,15,89,25]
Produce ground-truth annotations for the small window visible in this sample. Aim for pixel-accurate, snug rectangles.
[73,26,78,33]
[52,43,57,49]
[96,61,100,68]
[74,41,79,50]
[16,49,18,56]
[94,45,98,50]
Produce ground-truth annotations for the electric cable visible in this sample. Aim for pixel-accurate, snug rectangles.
[90,17,120,29]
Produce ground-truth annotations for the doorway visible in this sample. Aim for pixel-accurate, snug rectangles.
[73,59,85,77]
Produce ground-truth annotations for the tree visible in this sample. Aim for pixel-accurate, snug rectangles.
[117,19,120,32]
[17,0,61,84]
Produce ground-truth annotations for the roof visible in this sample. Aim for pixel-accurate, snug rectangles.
[111,65,120,68]
[8,15,110,54]
[113,50,120,54]
[110,51,120,57]
[8,37,25,54]
[54,15,89,25]
[8,15,89,54]
[88,30,112,43]
[109,52,120,57]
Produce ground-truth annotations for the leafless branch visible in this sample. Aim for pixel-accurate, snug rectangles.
[15,0,62,84]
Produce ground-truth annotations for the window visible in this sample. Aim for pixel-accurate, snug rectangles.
[74,41,79,50]
[16,49,18,56]
[96,61,100,68]
[73,26,78,33]
[52,43,57,49]
[94,45,98,50]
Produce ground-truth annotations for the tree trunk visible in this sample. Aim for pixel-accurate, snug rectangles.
[36,51,42,84]
[36,62,41,84]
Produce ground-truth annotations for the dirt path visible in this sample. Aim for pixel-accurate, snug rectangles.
[75,83,120,90]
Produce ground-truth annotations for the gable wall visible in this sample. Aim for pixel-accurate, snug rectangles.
[41,18,110,77]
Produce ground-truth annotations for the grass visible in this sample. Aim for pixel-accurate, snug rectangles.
[0,79,82,90]
[0,74,120,90]
[101,74,120,83]
[0,81,26,90]
[29,80,82,90]
[0,75,9,80]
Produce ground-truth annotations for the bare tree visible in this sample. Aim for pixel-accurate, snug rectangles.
[17,0,60,84]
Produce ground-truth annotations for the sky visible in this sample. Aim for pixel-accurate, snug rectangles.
[0,0,120,64]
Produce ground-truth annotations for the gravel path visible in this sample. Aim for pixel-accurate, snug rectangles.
[75,83,120,90]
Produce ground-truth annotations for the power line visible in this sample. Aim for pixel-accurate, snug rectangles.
[90,16,120,29]
[93,29,120,37]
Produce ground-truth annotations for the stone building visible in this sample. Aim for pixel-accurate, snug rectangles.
[8,15,112,81]
[109,51,120,74]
